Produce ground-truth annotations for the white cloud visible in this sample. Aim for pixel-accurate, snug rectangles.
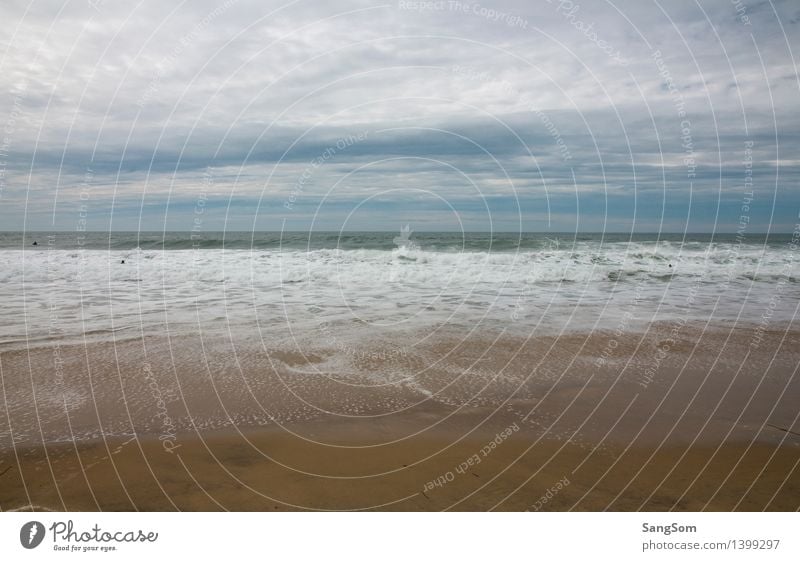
[0,0,798,230]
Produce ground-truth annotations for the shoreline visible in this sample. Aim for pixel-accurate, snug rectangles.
[2,323,799,511]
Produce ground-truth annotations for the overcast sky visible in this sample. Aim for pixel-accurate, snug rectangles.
[0,0,798,232]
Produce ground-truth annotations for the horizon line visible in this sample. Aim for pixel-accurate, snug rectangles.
[0,230,793,235]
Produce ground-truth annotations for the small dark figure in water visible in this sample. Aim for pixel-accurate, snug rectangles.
[669,264,672,268]
[121,259,125,264]
[32,241,38,246]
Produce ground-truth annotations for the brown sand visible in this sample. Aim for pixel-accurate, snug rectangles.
[1,425,799,511]
[1,323,799,511]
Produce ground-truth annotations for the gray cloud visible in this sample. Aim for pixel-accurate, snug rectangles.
[0,0,798,231]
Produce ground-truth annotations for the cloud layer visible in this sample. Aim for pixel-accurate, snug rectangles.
[1,0,798,232]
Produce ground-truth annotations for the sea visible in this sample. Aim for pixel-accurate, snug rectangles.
[1,231,798,351]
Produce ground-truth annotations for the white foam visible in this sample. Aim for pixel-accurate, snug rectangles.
[0,243,797,350]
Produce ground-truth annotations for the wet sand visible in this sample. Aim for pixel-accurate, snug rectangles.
[1,323,799,511]
[2,423,799,511]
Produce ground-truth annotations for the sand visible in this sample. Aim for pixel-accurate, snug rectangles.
[1,323,799,511]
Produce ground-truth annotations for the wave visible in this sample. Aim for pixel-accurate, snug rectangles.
[4,231,797,252]
[1,237,797,350]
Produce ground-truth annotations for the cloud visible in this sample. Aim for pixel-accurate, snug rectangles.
[0,0,798,231]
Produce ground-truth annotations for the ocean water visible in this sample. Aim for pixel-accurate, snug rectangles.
[2,231,800,447]
[0,231,798,351]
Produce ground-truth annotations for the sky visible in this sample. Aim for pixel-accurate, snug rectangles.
[0,0,798,232]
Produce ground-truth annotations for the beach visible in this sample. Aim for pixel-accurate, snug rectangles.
[1,232,799,511]
[2,321,798,511]
[2,2,799,556]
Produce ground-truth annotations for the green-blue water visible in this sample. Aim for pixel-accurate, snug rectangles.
[1,231,794,251]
